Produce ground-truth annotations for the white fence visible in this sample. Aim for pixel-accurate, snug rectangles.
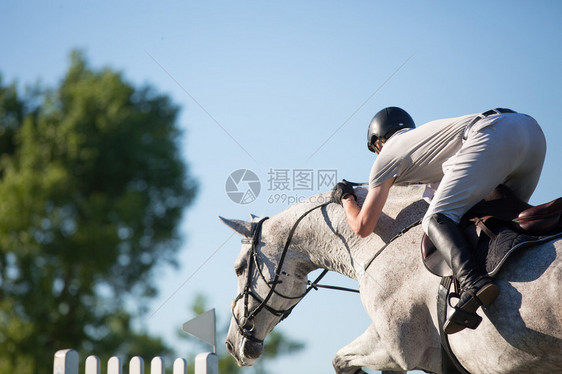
[53,349,218,374]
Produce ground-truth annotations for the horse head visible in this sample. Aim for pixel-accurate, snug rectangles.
[220,214,313,366]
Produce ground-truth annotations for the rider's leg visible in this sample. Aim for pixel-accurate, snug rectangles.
[422,113,545,333]
[426,212,499,334]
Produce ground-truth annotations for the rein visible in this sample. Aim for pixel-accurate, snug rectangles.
[232,198,422,344]
[362,218,422,272]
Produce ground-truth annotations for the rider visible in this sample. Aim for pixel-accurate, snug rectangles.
[332,106,547,334]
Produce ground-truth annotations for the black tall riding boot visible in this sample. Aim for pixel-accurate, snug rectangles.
[426,213,500,334]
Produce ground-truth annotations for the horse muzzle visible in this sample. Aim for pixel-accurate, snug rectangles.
[225,335,264,366]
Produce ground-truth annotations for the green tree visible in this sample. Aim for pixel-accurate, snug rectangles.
[0,51,197,373]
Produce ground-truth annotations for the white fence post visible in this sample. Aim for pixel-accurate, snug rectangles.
[129,356,144,374]
[195,352,218,374]
[150,357,164,374]
[107,356,122,374]
[85,355,100,374]
[53,349,79,374]
[173,358,188,374]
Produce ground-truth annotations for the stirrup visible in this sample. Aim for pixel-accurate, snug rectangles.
[444,307,482,334]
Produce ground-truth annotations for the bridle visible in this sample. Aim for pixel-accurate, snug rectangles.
[231,200,422,344]
[231,203,331,344]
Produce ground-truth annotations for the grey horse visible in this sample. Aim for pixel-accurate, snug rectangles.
[221,186,562,373]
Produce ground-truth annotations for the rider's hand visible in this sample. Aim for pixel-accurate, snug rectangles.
[331,180,357,205]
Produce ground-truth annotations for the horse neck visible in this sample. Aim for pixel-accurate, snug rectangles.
[298,204,371,280]
[268,186,427,281]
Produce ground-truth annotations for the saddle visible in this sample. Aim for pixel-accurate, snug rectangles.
[422,184,562,277]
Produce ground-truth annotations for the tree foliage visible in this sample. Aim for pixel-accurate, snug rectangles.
[0,51,197,373]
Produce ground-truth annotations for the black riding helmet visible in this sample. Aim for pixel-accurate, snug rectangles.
[367,107,415,153]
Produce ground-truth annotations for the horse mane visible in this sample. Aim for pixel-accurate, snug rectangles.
[275,185,428,243]
[289,185,426,214]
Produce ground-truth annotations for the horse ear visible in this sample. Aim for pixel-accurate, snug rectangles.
[219,217,254,238]
[249,214,260,222]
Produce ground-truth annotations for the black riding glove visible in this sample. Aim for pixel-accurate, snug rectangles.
[331,180,357,205]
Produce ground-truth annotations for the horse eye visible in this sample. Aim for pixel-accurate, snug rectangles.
[235,266,244,277]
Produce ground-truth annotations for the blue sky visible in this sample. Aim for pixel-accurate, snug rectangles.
[2,1,561,373]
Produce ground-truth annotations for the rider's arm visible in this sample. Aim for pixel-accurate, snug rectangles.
[342,177,395,238]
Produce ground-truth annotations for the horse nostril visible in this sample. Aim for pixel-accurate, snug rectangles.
[225,340,234,354]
